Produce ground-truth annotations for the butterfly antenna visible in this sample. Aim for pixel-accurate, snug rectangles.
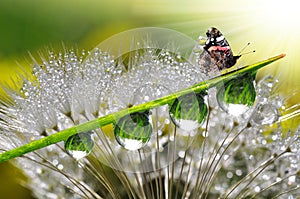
[237,42,251,55]
[236,42,255,59]
[240,50,256,56]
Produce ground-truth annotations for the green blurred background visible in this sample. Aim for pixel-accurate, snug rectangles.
[1,0,299,198]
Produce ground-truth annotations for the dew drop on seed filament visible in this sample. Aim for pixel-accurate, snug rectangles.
[251,103,279,125]
[64,131,94,160]
[217,74,256,116]
[256,75,276,98]
[114,111,152,150]
[169,91,208,131]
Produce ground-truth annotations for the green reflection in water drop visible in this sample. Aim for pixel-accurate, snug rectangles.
[64,131,94,160]
[217,73,256,116]
[169,91,208,131]
[114,111,152,150]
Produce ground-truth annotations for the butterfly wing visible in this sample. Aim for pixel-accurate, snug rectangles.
[201,27,240,71]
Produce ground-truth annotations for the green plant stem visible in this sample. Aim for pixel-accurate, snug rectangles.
[0,54,285,163]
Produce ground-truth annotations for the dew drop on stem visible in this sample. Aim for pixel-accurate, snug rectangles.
[169,91,208,131]
[217,73,256,116]
[114,111,152,150]
[64,131,94,160]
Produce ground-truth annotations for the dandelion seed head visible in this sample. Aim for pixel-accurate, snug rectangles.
[0,28,300,198]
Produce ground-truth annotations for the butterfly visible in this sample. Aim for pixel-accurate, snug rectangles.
[198,27,241,74]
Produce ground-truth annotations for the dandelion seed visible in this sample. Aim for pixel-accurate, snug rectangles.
[0,27,299,198]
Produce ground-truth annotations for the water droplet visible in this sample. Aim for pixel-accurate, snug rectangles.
[131,83,171,105]
[288,175,296,185]
[256,75,275,98]
[251,103,279,125]
[235,169,243,176]
[254,186,261,192]
[288,195,294,199]
[226,171,233,179]
[64,131,94,160]
[130,84,171,130]
[57,113,74,130]
[217,74,256,116]
[169,92,208,131]
[192,36,207,53]
[114,111,152,150]
[57,164,64,170]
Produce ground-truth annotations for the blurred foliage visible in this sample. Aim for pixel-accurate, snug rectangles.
[0,0,129,57]
[0,0,140,198]
[0,0,299,198]
[0,162,32,198]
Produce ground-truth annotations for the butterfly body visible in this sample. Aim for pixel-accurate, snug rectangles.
[198,27,240,73]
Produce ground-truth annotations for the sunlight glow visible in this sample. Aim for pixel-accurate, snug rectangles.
[256,0,300,30]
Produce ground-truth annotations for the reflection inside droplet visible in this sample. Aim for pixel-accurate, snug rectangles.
[169,91,208,131]
[251,103,279,125]
[114,111,152,150]
[256,75,276,98]
[64,131,94,160]
[217,74,256,116]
